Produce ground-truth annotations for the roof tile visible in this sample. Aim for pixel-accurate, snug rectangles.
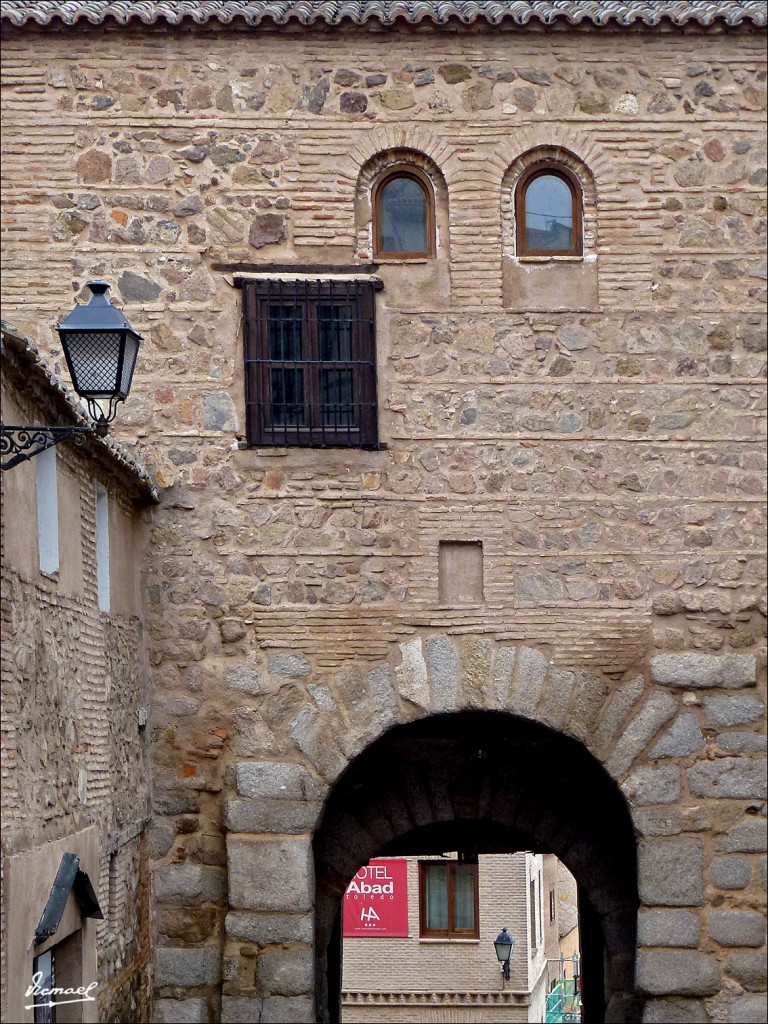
[2,0,765,28]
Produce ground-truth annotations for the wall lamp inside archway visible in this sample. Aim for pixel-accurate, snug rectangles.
[494,926,514,983]
[1,281,142,470]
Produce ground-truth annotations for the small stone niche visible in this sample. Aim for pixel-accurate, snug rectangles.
[439,541,484,606]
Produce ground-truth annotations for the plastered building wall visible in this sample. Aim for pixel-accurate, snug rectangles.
[0,336,155,1023]
[0,12,765,1024]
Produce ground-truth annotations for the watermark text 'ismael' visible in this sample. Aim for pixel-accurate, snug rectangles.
[25,974,98,1011]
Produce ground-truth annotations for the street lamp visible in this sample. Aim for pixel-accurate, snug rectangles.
[494,927,514,984]
[1,281,143,470]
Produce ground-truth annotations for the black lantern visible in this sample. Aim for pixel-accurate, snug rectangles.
[1,281,143,470]
[494,927,514,982]
[57,280,142,429]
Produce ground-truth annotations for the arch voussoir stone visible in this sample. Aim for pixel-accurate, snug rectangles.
[378,784,422,839]
[537,666,578,731]
[394,635,431,710]
[366,662,399,728]
[508,644,550,717]
[458,634,494,708]
[592,674,647,757]
[604,691,679,782]
[337,803,394,864]
[422,758,462,824]
[424,633,459,711]
[289,705,350,784]
[394,765,439,831]
[562,670,613,745]
[490,642,517,706]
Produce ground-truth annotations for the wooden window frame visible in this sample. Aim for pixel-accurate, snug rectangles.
[418,860,480,939]
[516,164,583,258]
[242,278,381,448]
[373,165,436,260]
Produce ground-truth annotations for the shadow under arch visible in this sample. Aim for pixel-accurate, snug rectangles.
[314,710,641,1024]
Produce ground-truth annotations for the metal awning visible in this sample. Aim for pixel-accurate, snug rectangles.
[34,853,104,946]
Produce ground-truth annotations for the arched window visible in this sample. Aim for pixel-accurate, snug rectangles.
[373,166,435,258]
[516,166,582,257]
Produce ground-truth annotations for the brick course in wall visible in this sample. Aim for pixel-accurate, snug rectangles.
[0,10,766,1024]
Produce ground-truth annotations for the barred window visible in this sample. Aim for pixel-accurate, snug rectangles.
[242,277,381,448]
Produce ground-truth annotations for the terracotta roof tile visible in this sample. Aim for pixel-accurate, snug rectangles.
[2,0,765,28]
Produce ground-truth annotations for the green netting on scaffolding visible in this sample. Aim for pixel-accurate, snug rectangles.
[545,978,582,1024]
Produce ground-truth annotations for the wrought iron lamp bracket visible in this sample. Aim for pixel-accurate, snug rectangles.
[1,424,100,471]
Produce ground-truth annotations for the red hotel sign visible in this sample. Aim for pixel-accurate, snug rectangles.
[342,859,409,937]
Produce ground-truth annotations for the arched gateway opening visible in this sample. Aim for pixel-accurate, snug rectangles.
[314,712,641,1024]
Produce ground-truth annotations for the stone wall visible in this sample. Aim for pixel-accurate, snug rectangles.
[0,337,154,1023]
[0,14,766,1024]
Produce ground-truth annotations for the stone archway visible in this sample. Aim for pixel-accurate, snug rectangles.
[314,711,641,1024]
[215,634,760,1024]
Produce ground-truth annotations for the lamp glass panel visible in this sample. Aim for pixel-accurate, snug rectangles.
[65,330,122,396]
[119,333,140,397]
[424,863,448,930]
[525,174,573,250]
[380,176,428,253]
[453,864,475,930]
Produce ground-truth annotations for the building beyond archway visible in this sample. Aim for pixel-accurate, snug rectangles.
[314,712,641,1024]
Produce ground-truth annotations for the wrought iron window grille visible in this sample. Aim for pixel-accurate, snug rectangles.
[241,276,383,449]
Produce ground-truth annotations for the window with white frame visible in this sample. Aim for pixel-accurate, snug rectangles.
[36,446,59,575]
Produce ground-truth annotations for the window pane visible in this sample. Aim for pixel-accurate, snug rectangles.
[380,176,428,253]
[268,305,302,360]
[424,864,449,930]
[36,446,59,575]
[525,174,573,251]
[318,305,353,361]
[270,368,305,425]
[321,369,354,428]
[32,949,55,1024]
[454,865,475,930]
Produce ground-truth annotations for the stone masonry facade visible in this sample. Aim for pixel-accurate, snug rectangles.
[0,5,766,1023]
